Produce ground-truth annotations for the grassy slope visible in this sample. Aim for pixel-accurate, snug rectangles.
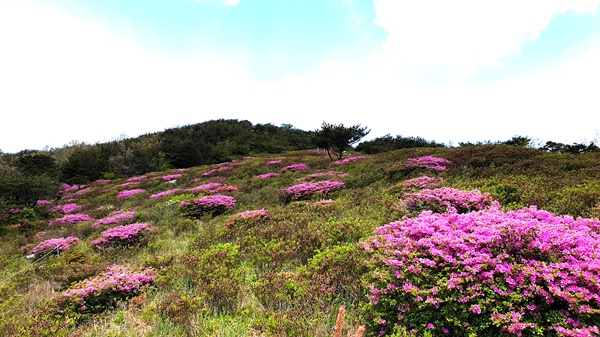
[1,145,600,336]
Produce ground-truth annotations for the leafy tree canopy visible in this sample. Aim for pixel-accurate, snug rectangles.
[313,122,370,161]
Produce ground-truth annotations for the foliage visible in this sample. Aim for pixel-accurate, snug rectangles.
[313,122,370,161]
[403,187,496,214]
[179,195,236,218]
[282,180,345,202]
[356,134,445,154]
[92,223,155,249]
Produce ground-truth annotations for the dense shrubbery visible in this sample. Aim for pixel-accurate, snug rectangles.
[179,195,236,217]
[282,180,345,202]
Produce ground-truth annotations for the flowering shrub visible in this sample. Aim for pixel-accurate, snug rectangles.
[161,174,182,181]
[331,156,365,165]
[32,237,79,254]
[187,182,222,193]
[61,183,81,192]
[256,172,280,179]
[92,210,136,228]
[94,179,112,183]
[403,187,495,213]
[127,175,147,182]
[49,213,93,226]
[149,189,181,199]
[266,160,282,166]
[283,180,345,201]
[50,203,82,214]
[282,163,309,172]
[225,209,268,228]
[202,166,231,177]
[36,200,53,206]
[62,265,156,313]
[361,206,600,336]
[391,155,452,172]
[401,175,444,189]
[116,189,147,199]
[74,187,92,195]
[208,184,239,193]
[92,223,155,249]
[118,181,140,188]
[179,195,236,218]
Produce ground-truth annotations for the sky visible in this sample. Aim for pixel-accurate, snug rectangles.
[0,0,599,153]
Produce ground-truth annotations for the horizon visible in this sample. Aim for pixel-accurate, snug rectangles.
[1,0,599,153]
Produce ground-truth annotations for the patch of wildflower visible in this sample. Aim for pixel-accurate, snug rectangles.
[35,231,46,237]
[298,171,348,181]
[92,223,155,249]
[32,236,79,254]
[50,203,82,214]
[283,180,345,201]
[62,265,156,313]
[225,209,268,228]
[36,200,53,206]
[117,181,140,188]
[92,210,136,228]
[49,213,93,226]
[266,160,282,166]
[161,174,182,181]
[209,184,239,193]
[403,187,495,213]
[94,179,111,183]
[187,182,222,193]
[331,156,365,165]
[361,205,600,336]
[127,175,148,182]
[282,163,309,172]
[149,189,181,199]
[401,175,444,189]
[391,156,452,172]
[202,166,231,177]
[255,172,280,179]
[74,187,92,195]
[117,189,147,199]
[173,168,188,172]
[179,195,236,218]
[61,183,81,192]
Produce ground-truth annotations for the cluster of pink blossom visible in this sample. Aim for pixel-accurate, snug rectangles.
[92,223,155,249]
[127,175,148,182]
[49,213,93,226]
[208,184,239,193]
[266,160,282,165]
[179,195,236,217]
[225,209,268,228]
[361,206,600,336]
[74,187,92,195]
[36,200,53,206]
[161,174,182,181]
[255,172,280,179]
[282,163,309,172]
[50,203,82,214]
[10,208,21,214]
[314,199,333,206]
[35,231,46,237]
[32,236,79,253]
[298,171,348,181]
[283,180,345,201]
[401,175,444,189]
[94,179,112,183]
[92,210,136,228]
[117,181,140,188]
[187,182,222,193]
[403,187,495,213]
[149,189,181,199]
[61,183,81,192]
[392,156,452,171]
[173,168,188,172]
[202,166,231,177]
[117,189,147,199]
[331,156,366,165]
[63,265,156,312]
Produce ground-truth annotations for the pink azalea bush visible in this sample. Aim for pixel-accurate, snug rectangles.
[202,166,231,177]
[403,187,495,213]
[92,223,155,249]
[187,182,222,193]
[32,236,79,254]
[92,210,136,228]
[49,213,93,226]
[74,187,92,195]
[179,195,236,218]
[331,156,365,165]
[127,175,148,182]
[161,174,182,181]
[118,182,140,188]
[401,175,444,189]
[391,155,452,172]
[361,206,600,336]
[50,203,82,214]
[225,209,268,228]
[283,180,345,201]
[282,163,309,172]
[208,184,239,193]
[36,200,53,206]
[117,189,147,199]
[149,189,181,199]
[266,160,282,166]
[256,172,280,179]
[62,265,156,313]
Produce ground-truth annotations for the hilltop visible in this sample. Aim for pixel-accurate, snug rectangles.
[1,145,600,336]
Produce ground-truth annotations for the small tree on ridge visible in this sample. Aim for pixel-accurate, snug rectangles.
[314,122,370,161]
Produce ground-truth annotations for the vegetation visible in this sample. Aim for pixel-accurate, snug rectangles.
[1,121,600,336]
[313,122,370,161]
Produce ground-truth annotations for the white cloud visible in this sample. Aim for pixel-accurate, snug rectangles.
[370,0,600,73]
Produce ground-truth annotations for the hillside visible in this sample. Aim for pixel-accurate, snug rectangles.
[1,145,600,336]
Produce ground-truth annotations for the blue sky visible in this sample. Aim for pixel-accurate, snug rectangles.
[0,0,599,153]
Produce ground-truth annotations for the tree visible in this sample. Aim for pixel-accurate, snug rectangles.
[313,122,370,161]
